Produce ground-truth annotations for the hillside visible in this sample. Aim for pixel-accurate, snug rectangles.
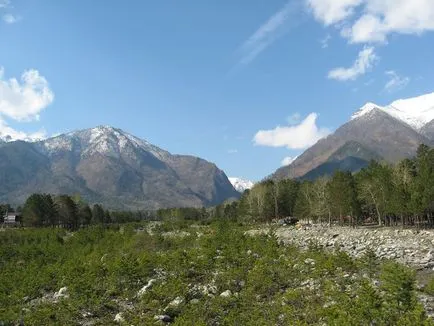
[0,126,239,209]
[273,93,434,180]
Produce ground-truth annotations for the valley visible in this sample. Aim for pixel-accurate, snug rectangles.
[3,2,434,324]
[1,221,434,325]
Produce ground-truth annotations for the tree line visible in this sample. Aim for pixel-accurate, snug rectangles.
[1,194,149,229]
[213,144,434,228]
[2,144,433,229]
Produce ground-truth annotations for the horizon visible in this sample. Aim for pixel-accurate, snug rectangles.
[1,0,434,181]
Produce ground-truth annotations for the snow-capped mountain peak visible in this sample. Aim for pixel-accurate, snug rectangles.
[351,92,434,130]
[38,126,170,161]
[229,177,255,193]
[351,102,381,120]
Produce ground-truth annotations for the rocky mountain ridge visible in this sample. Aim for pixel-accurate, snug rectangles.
[0,126,239,209]
[273,92,434,180]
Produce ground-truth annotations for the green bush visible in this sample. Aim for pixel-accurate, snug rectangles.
[426,277,434,295]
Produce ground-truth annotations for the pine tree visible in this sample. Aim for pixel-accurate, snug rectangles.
[328,171,360,226]
[92,204,105,224]
[356,162,393,226]
[22,194,45,226]
[56,195,79,230]
[78,204,93,226]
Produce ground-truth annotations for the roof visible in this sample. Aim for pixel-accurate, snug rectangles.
[4,216,18,223]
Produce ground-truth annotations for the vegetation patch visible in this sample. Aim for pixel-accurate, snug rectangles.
[1,221,433,325]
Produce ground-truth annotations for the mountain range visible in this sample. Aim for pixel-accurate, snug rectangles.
[0,126,240,210]
[273,92,434,180]
[1,92,433,209]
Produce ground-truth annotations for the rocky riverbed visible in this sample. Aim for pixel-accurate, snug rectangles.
[248,224,434,317]
[249,224,434,270]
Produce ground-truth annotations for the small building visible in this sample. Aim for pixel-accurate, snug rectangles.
[2,212,20,227]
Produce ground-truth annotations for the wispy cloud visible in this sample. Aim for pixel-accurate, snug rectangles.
[306,0,434,82]
[281,155,298,166]
[0,0,11,8]
[2,13,19,24]
[237,1,301,65]
[320,34,331,48]
[287,112,301,125]
[307,0,434,44]
[384,70,410,93]
[227,149,239,154]
[328,46,378,81]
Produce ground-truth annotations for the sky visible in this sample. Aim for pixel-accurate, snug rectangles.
[1,0,434,181]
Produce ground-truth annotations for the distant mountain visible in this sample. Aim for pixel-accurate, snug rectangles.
[229,177,255,193]
[421,120,434,140]
[0,126,239,209]
[273,92,434,180]
[351,92,434,130]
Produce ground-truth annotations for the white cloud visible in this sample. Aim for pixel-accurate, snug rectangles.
[0,0,10,8]
[0,118,46,141]
[238,1,300,65]
[2,13,20,24]
[306,0,364,26]
[348,1,434,44]
[328,46,378,81]
[0,67,53,141]
[287,112,301,125]
[0,67,54,121]
[227,149,238,154]
[320,34,331,48]
[384,70,410,93]
[306,0,434,44]
[281,156,298,166]
[342,13,385,43]
[253,113,330,150]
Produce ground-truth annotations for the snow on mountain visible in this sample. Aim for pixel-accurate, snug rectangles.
[351,92,434,130]
[38,126,170,161]
[229,177,255,193]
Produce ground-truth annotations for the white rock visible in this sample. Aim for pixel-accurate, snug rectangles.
[220,290,232,298]
[54,287,69,300]
[114,313,124,323]
[137,279,156,297]
[154,315,172,322]
[100,254,108,263]
[304,258,315,266]
[168,296,183,307]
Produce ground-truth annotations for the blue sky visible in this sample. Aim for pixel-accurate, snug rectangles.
[1,0,434,181]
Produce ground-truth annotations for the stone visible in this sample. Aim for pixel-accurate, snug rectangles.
[100,254,108,263]
[304,258,315,266]
[168,296,184,307]
[137,279,156,297]
[114,313,124,323]
[220,290,232,298]
[154,315,172,323]
[54,287,69,300]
